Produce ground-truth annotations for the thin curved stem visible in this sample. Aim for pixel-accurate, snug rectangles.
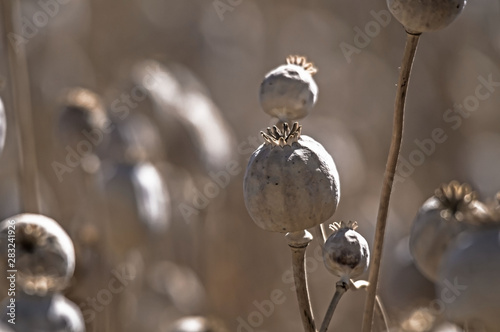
[1,0,41,213]
[374,294,389,332]
[361,32,420,332]
[319,281,348,332]
[350,280,389,332]
[286,230,316,332]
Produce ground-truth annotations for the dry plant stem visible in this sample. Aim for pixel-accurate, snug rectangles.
[314,224,327,244]
[374,295,389,332]
[286,230,316,332]
[362,32,420,332]
[351,280,389,332]
[2,0,41,212]
[319,281,348,332]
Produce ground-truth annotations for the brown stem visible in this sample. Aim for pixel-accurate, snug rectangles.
[286,230,316,332]
[319,281,348,332]
[1,0,41,213]
[361,32,420,332]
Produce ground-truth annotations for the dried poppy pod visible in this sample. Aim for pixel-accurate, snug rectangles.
[409,181,490,281]
[243,123,340,233]
[437,227,500,332]
[56,87,109,149]
[0,214,75,296]
[387,0,466,34]
[323,221,370,283]
[0,292,84,332]
[259,56,318,122]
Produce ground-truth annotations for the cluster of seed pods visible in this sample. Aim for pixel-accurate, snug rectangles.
[243,56,371,332]
[0,3,233,327]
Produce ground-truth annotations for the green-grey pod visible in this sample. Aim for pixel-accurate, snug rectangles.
[243,123,340,233]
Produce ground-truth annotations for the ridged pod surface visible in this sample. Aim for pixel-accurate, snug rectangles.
[323,221,370,283]
[243,123,339,233]
[259,56,318,122]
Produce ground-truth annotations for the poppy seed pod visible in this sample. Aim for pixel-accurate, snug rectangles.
[56,87,109,149]
[0,292,85,332]
[0,214,75,296]
[410,181,490,281]
[387,0,466,34]
[259,56,318,122]
[437,227,500,332]
[323,221,370,283]
[243,123,340,233]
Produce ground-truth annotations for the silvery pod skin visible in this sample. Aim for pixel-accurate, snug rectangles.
[259,55,318,122]
[243,123,340,233]
[323,221,370,283]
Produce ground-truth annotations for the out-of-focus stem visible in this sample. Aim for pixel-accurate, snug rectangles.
[361,32,420,332]
[1,0,41,213]
[286,230,316,332]
[319,281,348,332]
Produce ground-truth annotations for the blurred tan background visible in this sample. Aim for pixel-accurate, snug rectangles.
[0,0,499,331]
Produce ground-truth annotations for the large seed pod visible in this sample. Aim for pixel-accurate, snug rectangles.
[259,56,318,122]
[409,181,490,281]
[387,0,465,33]
[323,221,369,283]
[437,227,500,332]
[243,123,340,233]
[0,214,75,295]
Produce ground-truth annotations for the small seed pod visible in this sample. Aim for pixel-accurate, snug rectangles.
[387,0,466,34]
[243,123,339,233]
[0,214,75,296]
[437,227,500,332]
[323,221,370,283]
[409,181,490,281]
[259,55,318,122]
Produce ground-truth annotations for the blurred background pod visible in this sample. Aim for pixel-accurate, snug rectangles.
[53,87,120,331]
[129,60,235,176]
[0,214,85,331]
[0,214,75,294]
[409,181,490,282]
[436,226,500,331]
[0,292,85,332]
